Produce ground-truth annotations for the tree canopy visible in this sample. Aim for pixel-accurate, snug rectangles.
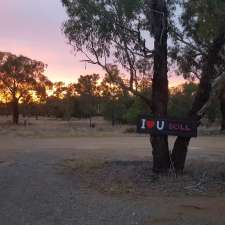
[0,51,52,123]
[170,0,225,81]
[62,0,169,104]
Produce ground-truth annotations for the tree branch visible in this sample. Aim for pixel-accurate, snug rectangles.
[170,28,206,56]
[80,46,152,107]
[197,72,225,117]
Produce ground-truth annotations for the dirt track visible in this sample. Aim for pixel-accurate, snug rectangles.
[1,135,225,161]
[0,128,225,224]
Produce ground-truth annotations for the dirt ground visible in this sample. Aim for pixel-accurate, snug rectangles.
[0,117,225,225]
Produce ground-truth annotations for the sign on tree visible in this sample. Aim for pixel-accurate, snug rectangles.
[137,115,198,137]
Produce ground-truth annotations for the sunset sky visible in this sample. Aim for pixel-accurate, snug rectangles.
[0,0,184,86]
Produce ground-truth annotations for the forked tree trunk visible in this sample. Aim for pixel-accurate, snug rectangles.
[220,88,225,131]
[172,32,225,173]
[12,98,19,124]
[150,0,170,173]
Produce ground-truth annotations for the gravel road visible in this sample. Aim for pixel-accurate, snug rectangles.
[0,135,225,225]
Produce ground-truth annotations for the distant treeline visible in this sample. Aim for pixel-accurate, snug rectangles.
[0,75,222,126]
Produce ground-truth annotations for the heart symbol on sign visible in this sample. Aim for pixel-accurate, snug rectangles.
[147,120,155,129]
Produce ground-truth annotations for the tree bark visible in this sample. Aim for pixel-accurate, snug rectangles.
[12,98,19,124]
[150,0,170,173]
[172,32,225,173]
[112,99,115,126]
[89,116,92,128]
[220,88,225,131]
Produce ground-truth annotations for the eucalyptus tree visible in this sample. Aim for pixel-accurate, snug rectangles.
[100,71,128,125]
[0,52,52,124]
[170,0,225,171]
[53,82,67,99]
[62,0,177,172]
[75,74,100,126]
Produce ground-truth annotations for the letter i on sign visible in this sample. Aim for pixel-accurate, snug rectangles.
[141,119,146,129]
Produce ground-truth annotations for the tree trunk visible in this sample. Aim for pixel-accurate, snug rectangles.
[112,99,115,126]
[171,136,190,173]
[220,88,225,131]
[12,98,19,124]
[150,0,170,173]
[172,32,225,172]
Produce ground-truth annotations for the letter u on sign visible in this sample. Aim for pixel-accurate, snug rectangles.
[156,121,165,130]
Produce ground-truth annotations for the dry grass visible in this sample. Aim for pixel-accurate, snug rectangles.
[0,116,137,138]
[0,116,224,138]
[59,158,225,197]
[60,158,105,173]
